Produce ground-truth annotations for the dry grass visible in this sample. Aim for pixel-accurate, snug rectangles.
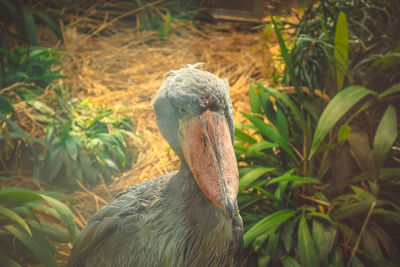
[54,20,281,221]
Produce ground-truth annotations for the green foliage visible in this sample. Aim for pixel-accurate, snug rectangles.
[269,0,400,96]
[0,0,63,47]
[0,46,64,114]
[0,187,78,266]
[33,95,137,188]
[236,78,400,265]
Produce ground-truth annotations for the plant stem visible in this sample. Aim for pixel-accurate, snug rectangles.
[347,201,376,266]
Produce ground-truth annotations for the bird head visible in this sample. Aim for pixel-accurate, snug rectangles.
[152,63,238,219]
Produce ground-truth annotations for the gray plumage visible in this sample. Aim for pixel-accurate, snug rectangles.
[68,63,243,267]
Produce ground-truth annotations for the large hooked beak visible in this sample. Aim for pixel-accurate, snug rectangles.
[178,110,239,219]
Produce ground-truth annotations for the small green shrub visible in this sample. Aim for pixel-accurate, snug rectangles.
[0,187,78,266]
[236,81,400,266]
[0,46,65,114]
[268,0,400,96]
[33,95,137,188]
[238,11,399,265]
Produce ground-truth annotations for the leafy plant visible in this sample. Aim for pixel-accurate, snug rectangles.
[0,46,65,114]
[0,0,63,47]
[0,187,78,266]
[33,95,137,188]
[236,14,400,264]
[236,79,400,266]
[268,0,400,97]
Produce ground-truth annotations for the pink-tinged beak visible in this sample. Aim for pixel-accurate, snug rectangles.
[178,110,239,219]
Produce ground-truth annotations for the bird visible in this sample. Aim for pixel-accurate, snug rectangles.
[68,63,243,267]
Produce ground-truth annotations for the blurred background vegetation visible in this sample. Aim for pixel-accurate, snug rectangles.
[0,0,399,266]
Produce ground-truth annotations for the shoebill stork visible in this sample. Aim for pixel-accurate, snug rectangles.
[68,63,243,267]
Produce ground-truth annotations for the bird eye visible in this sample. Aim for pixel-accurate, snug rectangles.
[179,107,186,114]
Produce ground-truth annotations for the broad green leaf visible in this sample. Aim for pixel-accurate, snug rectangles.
[361,229,383,260]
[0,188,43,206]
[373,105,397,177]
[334,12,348,90]
[247,140,276,153]
[4,225,58,267]
[267,175,320,187]
[378,82,400,100]
[282,256,301,267]
[0,205,31,235]
[29,221,70,243]
[271,17,298,91]
[65,138,78,161]
[261,85,303,126]
[243,113,297,160]
[281,219,297,253]
[249,84,262,113]
[298,214,319,267]
[367,52,400,85]
[239,167,276,191]
[39,194,76,242]
[26,99,55,115]
[306,212,333,223]
[244,209,297,247]
[373,208,400,225]
[0,252,22,267]
[309,86,375,158]
[162,8,172,38]
[22,6,37,44]
[331,188,377,220]
[351,168,400,182]
[312,220,336,263]
[234,126,257,144]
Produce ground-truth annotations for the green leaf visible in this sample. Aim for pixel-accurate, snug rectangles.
[0,188,43,206]
[234,126,257,144]
[247,140,276,153]
[0,205,32,235]
[298,214,319,267]
[249,84,262,113]
[28,221,70,243]
[350,168,400,182]
[243,113,297,160]
[271,17,298,90]
[0,94,14,114]
[244,209,297,247]
[373,208,400,225]
[4,225,58,267]
[309,86,375,158]
[281,219,296,253]
[26,99,55,115]
[267,175,320,187]
[373,105,397,177]
[162,8,172,38]
[39,194,76,242]
[334,12,348,91]
[22,6,37,44]
[378,82,400,100]
[239,167,276,191]
[312,220,336,263]
[282,256,301,267]
[0,252,22,267]
[65,137,78,161]
[306,212,333,223]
